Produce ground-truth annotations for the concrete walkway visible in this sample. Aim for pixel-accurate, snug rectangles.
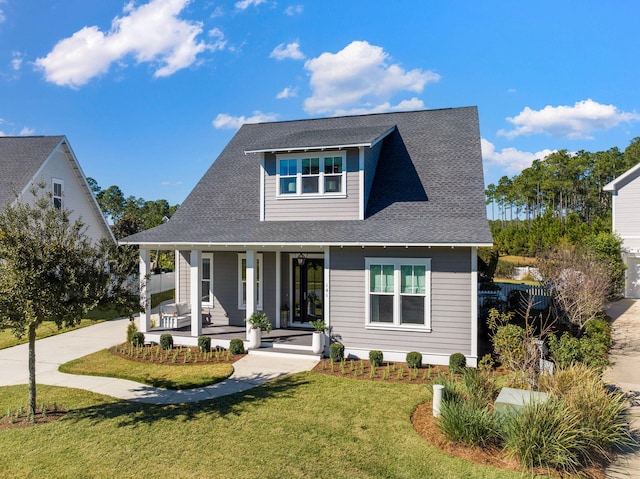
[0,317,318,404]
[604,299,640,478]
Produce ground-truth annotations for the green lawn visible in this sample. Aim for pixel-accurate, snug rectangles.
[59,349,234,389]
[0,375,543,479]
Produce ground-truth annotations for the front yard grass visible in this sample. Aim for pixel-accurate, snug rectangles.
[59,349,234,390]
[0,376,542,479]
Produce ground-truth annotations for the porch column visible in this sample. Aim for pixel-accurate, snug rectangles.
[190,249,202,338]
[139,248,151,333]
[275,250,281,328]
[245,249,257,339]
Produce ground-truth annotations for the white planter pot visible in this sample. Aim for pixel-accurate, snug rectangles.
[311,331,325,354]
[248,327,262,350]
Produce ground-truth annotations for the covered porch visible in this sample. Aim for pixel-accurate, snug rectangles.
[136,245,330,354]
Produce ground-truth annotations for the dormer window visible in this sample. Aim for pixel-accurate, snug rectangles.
[277,152,346,197]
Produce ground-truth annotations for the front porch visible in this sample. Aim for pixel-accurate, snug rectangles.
[142,324,318,358]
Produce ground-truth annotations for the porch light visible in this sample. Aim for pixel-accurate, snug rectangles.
[297,253,306,266]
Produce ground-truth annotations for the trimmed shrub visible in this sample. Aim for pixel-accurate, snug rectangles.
[126,321,138,343]
[406,351,422,369]
[369,350,383,367]
[449,352,466,374]
[229,338,245,355]
[548,332,581,369]
[329,343,344,362]
[159,333,173,350]
[131,331,144,347]
[198,336,211,353]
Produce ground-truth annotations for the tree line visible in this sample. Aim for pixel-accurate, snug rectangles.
[487,137,640,256]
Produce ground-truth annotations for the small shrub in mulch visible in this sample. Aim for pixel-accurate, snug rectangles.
[0,406,67,431]
[108,343,244,366]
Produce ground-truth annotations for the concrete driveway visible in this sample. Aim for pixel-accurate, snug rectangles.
[604,299,640,478]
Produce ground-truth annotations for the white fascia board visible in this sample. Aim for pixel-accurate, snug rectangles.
[119,240,494,249]
[603,162,640,191]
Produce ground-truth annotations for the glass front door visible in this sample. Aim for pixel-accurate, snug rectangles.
[292,258,324,324]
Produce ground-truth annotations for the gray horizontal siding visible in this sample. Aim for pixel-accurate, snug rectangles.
[177,250,190,303]
[263,149,360,221]
[329,246,472,356]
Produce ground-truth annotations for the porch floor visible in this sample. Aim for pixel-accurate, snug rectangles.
[150,325,314,348]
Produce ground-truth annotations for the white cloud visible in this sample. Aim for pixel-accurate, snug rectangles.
[498,99,640,140]
[270,41,304,60]
[276,86,298,99]
[161,180,183,186]
[235,0,265,10]
[332,97,425,117]
[284,5,303,16]
[0,9,6,24]
[10,52,22,71]
[481,138,555,175]
[303,41,440,115]
[212,111,279,130]
[35,0,219,88]
[19,127,35,136]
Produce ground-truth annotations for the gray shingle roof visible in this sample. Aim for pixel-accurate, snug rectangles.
[123,107,492,246]
[0,136,65,205]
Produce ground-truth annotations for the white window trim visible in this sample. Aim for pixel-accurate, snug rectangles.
[201,253,214,307]
[52,178,64,209]
[238,253,263,311]
[364,257,432,332]
[276,152,347,199]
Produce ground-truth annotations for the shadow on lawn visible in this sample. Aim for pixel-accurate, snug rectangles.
[67,373,312,428]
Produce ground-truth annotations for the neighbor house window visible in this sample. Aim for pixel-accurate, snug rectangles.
[238,253,263,310]
[365,258,431,330]
[277,152,346,197]
[52,179,63,209]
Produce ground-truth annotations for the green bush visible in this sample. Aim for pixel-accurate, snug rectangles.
[229,338,245,355]
[369,350,383,367]
[439,399,502,447]
[198,336,211,353]
[492,323,526,371]
[502,397,588,473]
[548,326,611,370]
[406,351,422,369]
[159,333,173,350]
[548,332,582,369]
[449,352,466,374]
[130,331,144,347]
[494,259,515,278]
[329,343,344,362]
[126,321,138,343]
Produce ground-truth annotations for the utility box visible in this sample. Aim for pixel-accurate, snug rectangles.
[494,387,548,416]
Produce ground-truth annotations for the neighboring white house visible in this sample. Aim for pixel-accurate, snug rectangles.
[604,162,640,298]
[0,136,113,245]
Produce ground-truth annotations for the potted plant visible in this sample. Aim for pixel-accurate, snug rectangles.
[245,312,272,350]
[309,319,326,355]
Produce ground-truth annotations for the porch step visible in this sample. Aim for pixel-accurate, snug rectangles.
[248,348,322,361]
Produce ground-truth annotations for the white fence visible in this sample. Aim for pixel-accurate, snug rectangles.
[147,272,175,295]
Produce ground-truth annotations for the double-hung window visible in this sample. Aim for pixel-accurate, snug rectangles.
[365,258,431,330]
[277,152,345,197]
[52,179,63,209]
[201,253,214,307]
[238,253,263,310]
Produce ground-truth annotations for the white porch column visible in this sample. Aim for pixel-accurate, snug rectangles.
[245,249,257,339]
[139,248,151,333]
[324,246,330,354]
[470,247,478,367]
[190,249,202,338]
[275,250,281,328]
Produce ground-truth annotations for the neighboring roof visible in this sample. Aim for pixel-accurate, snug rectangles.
[123,107,492,247]
[603,162,640,192]
[244,125,396,153]
[0,136,65,205]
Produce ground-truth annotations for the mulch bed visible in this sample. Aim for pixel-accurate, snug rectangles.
[108,343,245,366]
[0,407,67,431]
[312,358,449,384]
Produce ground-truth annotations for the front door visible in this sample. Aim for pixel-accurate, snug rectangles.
[292,258,324,324]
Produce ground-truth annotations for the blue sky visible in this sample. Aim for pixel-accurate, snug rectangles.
[1,0,639,206]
